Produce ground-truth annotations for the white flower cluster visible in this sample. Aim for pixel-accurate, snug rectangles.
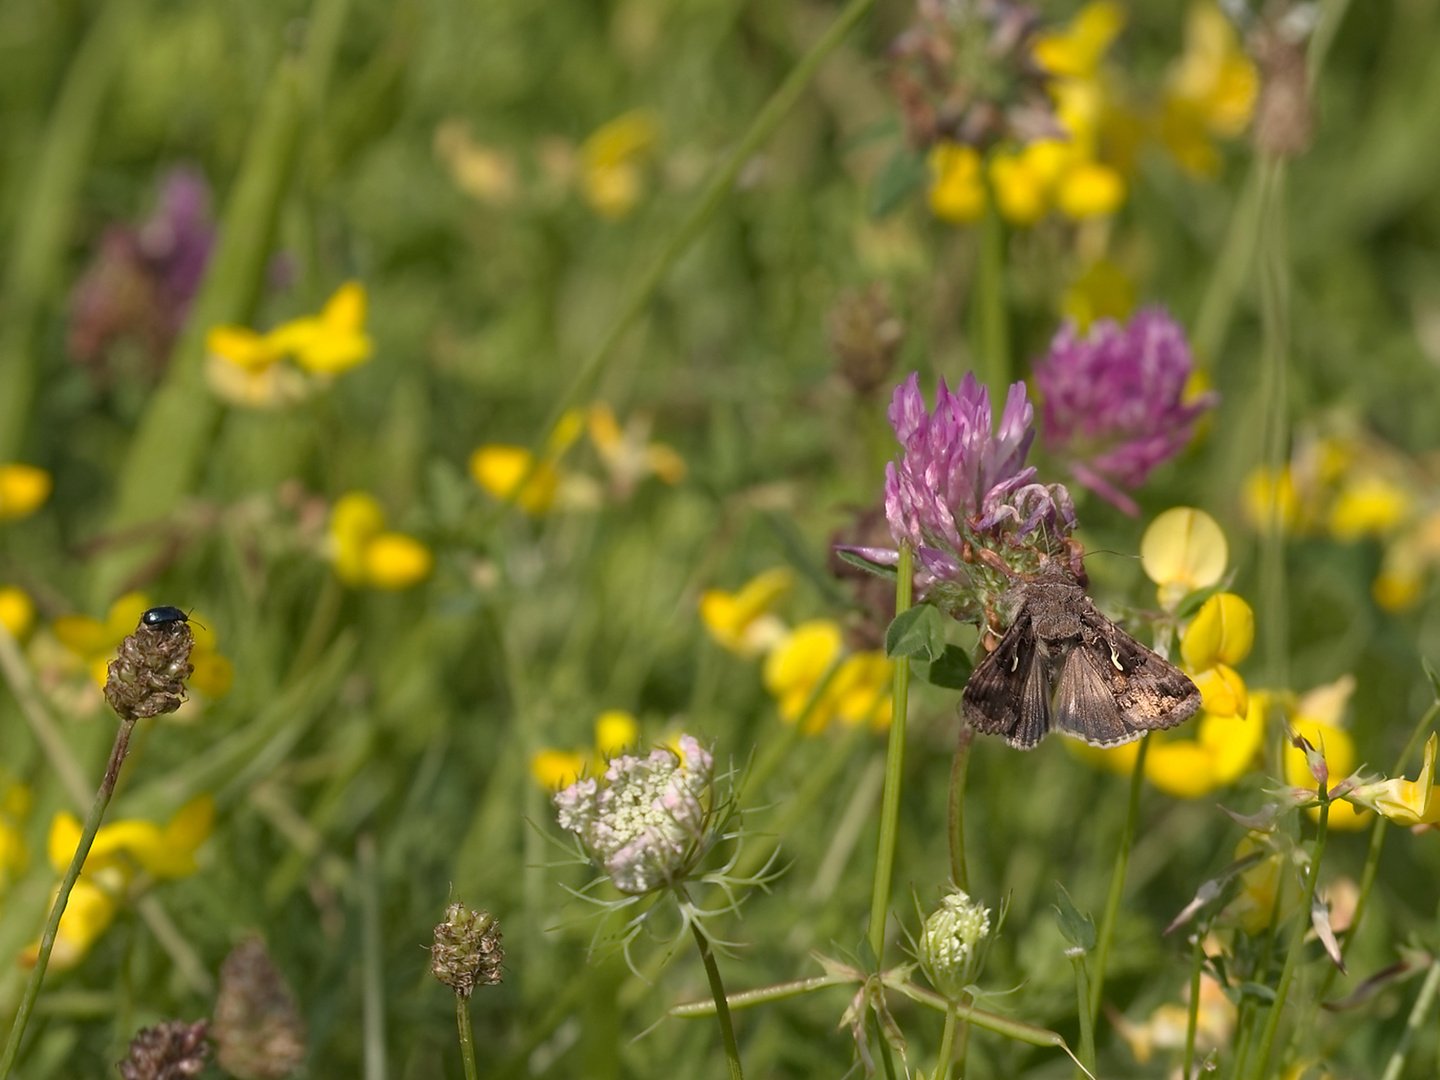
[919,889,993,1000]
[554,735,714,895]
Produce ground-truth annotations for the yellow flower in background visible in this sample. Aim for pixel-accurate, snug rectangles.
[433,119,519,206]
[586,403,686,497]
[1242,465,1299,534]
[0,782,30,893]
[1141,506,1228,611]
[1180,592,1254,718]
[0,463,52,522]
[206,325,284,374]
[24,796,214,971]
[0,586,36,639]
[1161,3,1258,176]
[1327,474,1413,542]
[580,109,659,220]
[927,142,986,224]
[327,493,432,590]
[471,408,590,515]
[1033,1,1126,80]
[1114,972,1235,1065]
[762,620,891,733]
[530,709,643,790]
[1221,834,1300,936]
[269,282,374,376]
[1282,674,1369,830]
[700,567,794,657]
[1063,259,1136,330]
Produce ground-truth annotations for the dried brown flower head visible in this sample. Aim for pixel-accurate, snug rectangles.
[827,284,904,397]
[213,938,307,1080]
[103,612,195,720]
[117,1019,209,1080]
[430,903,504,998]
[1250,17,1313,159]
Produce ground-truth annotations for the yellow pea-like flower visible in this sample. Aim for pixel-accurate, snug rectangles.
[594,710,640,758]
[0,586,35,638]
[1141,507,1229,610]
[927,142,987,225]
[0,464,52,522]
[362,533,433,590]
[1181,593,1255,670]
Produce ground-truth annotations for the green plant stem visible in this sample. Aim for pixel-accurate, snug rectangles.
[1089,733,1150,1027]
[1192,164,1262,367]
[0,621,90,810]
[0,716,136,1079]
[971,202,1009,392]
[530,0,876,455]
[692,921,744,1080]
[933,1003,958,1080]
[0,0,144,460]
[1183,928,1205,1080]
[359,834,388,1080]
[948,721,973,892]
[1256,155,1290,702]
[456,996,480,1080]
[1069,953,1096,1075]
[1379,950,1440,1080]
[868,544,913,961]
[1248,801,1330,1080]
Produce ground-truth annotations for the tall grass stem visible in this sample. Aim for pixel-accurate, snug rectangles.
[868,544,913,960]
[1089,732,1150,1027]
[692,921,745,1080]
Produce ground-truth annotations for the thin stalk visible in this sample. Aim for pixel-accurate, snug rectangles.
[868,545,913,960]
[456,996,480,1080]
[933,1003,958,1080]
[1089,732,1150,1026]
[971,203,1009,392]
[691,921,744,1080]
[530,0,877,452]
[0,717,136,1079]
[1256,156,1290,700]
[1183,929,1205,1080]
[948,721,973,891]
[1378,952,1440,1080]
[1069,953,1096,1075]
[359,834,387,1080]
[0,621,90,810]
[1248,802,1330,1080]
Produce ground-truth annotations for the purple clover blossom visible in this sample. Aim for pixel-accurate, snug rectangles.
[68,168,215,374]
[1033,308,1217,516]
[554,736,715,896]
[866,372,1075,590]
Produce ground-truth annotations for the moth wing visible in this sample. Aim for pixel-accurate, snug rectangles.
[962,611,1051,750]
[1053,646,1131,747]
[1077,602,1202,734]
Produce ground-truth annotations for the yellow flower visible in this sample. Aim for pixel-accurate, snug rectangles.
[580,110,659,220]
[1140,506,1229,611]
[699,567,793,657]
[1159,4,1258,177]
[530,710,644,790]
[469,446,561,515]
[1347,732,1440,828]
[205,349,313,409]
[0,783,29,893]
[1221,835,1300,936]
[433,119,519,205]
[927,142,986,225]
[1281,675,1370,830]
[829,651,894,731]
[0,586,36,638]
[21,874,120,971]
[327,493,430,590]
[0,463,52,522]
[1032,1,1126,80]
[1242,465,1299,534]
[1180,592,1254,718]
[1327,475,1412,541]
[1114,972,1235,1064]
[989,141,1068,226]
[269,282,373,376]
[205,325,283,374]
[586,403,686,497]
[763,620,843,731]
[1055,159,1125,218]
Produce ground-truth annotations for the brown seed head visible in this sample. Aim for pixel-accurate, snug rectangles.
[117,1019,210,1080]
[213,938,307,1080]
[1250,20,1313,159]
[103,618,195,720]
[430,903,503,998]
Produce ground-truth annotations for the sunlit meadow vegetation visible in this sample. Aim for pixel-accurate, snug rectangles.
[1,0,1439,1076]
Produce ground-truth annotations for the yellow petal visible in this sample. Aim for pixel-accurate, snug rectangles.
[1283,720,1357,789]
[1056,161,1126,219]
[189,649,235,699]
[594,710,640,757]
[0,586,35,638]
[1198,707,1264,785]
[469,445,559,515]
[1032,0,1126,78]
[362,533,433,590]
[1191,663,1249,719]
[52,614,111,658]
[1294,674,1355,729]
[205,326,281,373]
[643,443,687,485]
[329,492,387,585]
[1140,507,1228,609]
[1367,733,1439,826]
[1327,475,1412,541]
[47,811,84,874]
[762,620,843,722]
[1145,740,1221,798]
[531,749,588,790]
[105,592,152,641]
[321,281,367,333]
[1242,466,1298,533]
[927,142,987,225]
[833,652,894,729]
[0,463,53,521]
[1181,592,1255,669]
[22,877,118,971]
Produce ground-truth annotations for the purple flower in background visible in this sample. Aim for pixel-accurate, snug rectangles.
[848,373,1075,598]
[1034,309,1217,516]
[68,168,215,378]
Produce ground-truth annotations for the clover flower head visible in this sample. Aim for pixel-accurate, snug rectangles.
[1035,308,1217,515]
[876,372,1075,607]
[554,735,715,895]
[918,888,994,1001]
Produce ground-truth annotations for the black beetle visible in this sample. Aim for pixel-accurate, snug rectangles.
[141,606,189,628]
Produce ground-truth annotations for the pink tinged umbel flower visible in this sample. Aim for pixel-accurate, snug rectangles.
[874,372,1075,591]
[1034,308,1217,516]
[554,736,715,895]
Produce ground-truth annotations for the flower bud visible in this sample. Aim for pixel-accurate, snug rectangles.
[118,1019,210,1080]
[919,889,994,1001]
[431,903,504,998]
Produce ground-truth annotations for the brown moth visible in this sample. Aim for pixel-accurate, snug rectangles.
[961,564,1201,749]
